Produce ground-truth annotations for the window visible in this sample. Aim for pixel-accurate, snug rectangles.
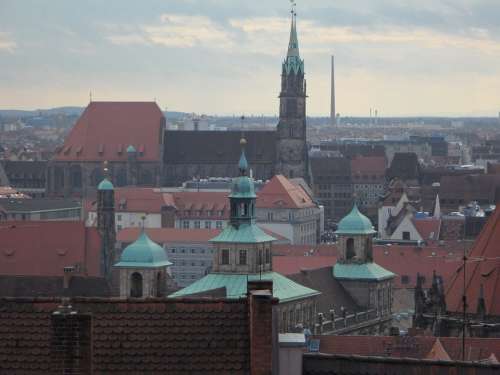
[130,272,143,298]
[182,221,189,229]
[402,231,411,241]
[191,248,196,254]
[181,248,186,253]
[205,221,211,229]
[117,225,123,231]
[117,214,122,221]
[265,248,271,264]
[171,248,176,253]
[194,221,201,229]
[216,221,223,229]
[346,238,355,260]
[221,249,230,265]
[239,250,247,265]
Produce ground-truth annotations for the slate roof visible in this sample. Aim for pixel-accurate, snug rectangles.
[53,102,164,162]
[0,221,101,277]
[169,272,320,303]
[257,174,315,209]
[387,152,421,182]
[0,297,251,374]
[0,198,81,213]
[446,206,500,315]
[163,130,277,164]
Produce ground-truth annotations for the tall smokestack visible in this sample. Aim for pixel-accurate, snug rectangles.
[330,55,336,126]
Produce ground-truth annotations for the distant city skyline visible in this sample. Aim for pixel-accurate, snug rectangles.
[1,0,500,116]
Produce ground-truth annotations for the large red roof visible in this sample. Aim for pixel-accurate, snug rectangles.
[257,175,315,209]
[0,221,101,277]
[272,242,462,289]
[117,227,221,243]
[446,207,500,315]
[54,101,164,162]
[350,156,386,176]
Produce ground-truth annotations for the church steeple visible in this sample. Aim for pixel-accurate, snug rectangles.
[276,3,308,181]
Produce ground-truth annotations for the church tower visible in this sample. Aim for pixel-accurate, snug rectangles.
[276,8,308,180]
[97,176,116,280]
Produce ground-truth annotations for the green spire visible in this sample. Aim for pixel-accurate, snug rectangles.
[283,8,304,75]
[287,13,300,59]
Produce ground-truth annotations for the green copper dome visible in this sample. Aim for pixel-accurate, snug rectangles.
[335,204,376,235]
[114,231,172,268]
[97,178,114,191]
[126,145,137,153]
[229,175,256,199]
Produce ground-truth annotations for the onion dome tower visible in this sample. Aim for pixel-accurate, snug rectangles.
[333,204,395,319]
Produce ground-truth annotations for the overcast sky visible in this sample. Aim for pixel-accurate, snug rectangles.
[1,0,500,116]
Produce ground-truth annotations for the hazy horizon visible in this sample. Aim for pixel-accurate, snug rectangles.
[1,0,500,117]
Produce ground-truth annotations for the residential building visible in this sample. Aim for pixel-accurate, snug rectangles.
[256,174,323,245]
[350,155,386,219]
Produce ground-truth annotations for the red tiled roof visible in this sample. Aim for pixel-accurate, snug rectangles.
[314,335,500,362]
[446,207,500,315]
[0,221,101,277]
[118,226,288,244]
[256,175,315,209]
[117,227,221,244]
[173,191,230,219]
[85,187,167,213]
[54,102,164,162]
[273,242,463,289]
[0,298,250,373]
[350,156,386,175]
[412,218,441,241]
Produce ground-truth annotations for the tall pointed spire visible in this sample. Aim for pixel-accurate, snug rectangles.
[287,6,299,59]
[283,2,304,75]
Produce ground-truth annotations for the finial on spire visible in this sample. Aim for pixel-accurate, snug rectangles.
[103,160,109,178]
[238,138,248,176]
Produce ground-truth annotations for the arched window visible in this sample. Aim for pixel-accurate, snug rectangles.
[130,272,143,297]
[346,238,355,260]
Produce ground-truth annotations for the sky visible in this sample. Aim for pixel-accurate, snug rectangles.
[1,0,500,116]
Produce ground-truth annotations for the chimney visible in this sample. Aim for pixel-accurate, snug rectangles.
[51,299,92,374]
[63,266,76,294]
[248,280,276,375]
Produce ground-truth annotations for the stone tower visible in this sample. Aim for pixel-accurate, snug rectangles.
[333,204,395,322]
[114,230,174,298]
[97,177,116,280]
[276,10,308,180]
